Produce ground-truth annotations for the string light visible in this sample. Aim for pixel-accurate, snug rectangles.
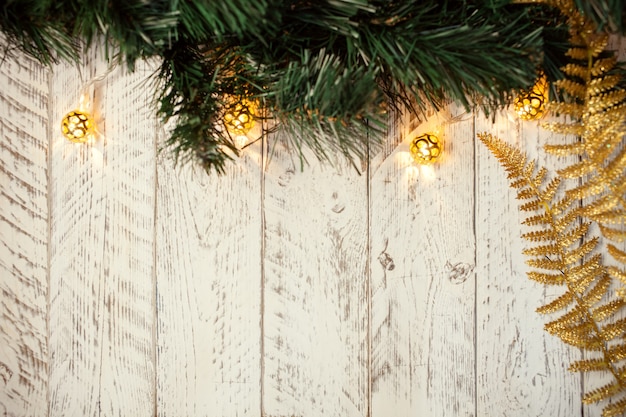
[61,110,94,142]
[514,72,548,121]
[60,63,116,143]
[223,96,256,136]
[410,133,443,164]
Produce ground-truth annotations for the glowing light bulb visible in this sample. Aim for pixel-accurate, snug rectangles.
[223,97,256,135]
[61,110,94,143]
[514,73,548,121]
[409,133,443,165]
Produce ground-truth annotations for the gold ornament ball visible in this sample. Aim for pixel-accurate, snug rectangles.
[410,133,443,164]
[61,110,94,142]
[224,98,256,135]
[514,73,548,121]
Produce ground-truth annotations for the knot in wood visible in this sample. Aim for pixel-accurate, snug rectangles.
[445,261,474,284]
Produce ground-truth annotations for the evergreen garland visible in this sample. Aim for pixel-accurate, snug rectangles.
[0,0,621,172]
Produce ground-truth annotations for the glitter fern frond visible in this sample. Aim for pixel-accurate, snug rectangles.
[479,132,626,417]
[541,0,626,282]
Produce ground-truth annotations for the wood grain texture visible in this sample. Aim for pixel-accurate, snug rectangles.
[48,50,156,416]
[581,35,626,417]
[0,53,50,417]
[155,137,263,416]
[262,134,369,417]
[475,112,581,417]
[370,105,476,417]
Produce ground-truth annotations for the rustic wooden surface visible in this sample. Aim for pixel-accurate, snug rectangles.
[48,49,156,417]
[0,51,49,417]
[0,49,607,417]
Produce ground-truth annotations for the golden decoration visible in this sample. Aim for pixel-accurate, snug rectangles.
[479,130,626,417]
[61,110,94,142]
[514,73,548,120]
[409,133,442,164]
[223,97,256,135]
[541,0,626,301]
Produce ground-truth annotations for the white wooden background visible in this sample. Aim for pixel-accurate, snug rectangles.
[1,44,612,417]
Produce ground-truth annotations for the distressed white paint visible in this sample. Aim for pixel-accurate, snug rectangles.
[48,49,156,417]
[475,111,582,417]
[0,47,613,417]
[370,103,476,417]
[156,132,263,417]
[0,51,49,417]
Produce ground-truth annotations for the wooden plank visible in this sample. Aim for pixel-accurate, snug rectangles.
[48,51,157,416]
[262,134,369,417]
[369,104,476,417]
[582,35,626,417]
[0,52,50,417]
[155,136,263,416]
[475,111,581,417]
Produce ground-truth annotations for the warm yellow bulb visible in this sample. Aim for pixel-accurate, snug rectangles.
[223,97,256,135]
[410,133,443,165]
[514,73,548,121]
[61,110,94,143]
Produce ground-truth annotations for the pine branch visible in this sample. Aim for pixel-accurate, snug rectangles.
[1,0,574,171]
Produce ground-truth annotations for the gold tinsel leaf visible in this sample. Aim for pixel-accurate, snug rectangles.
[523,243,561,257]
[568,357,610,373]
[608,244,626,264]
[591,56,617,76]
[592,299,626,322]
[557,160,595,179]
[582,194,620,217]
[532,167,549,189]
[561,61,588,80]
[568,255,602,289]
[537,290,575,314]
[547,101,584,117]
[569,253,602,281]
[521,229,556,242]
[589,209,626,225]
[600,224,626,242]
[555,79,586,99]
[560,222,590,247]
[599,103,626,128]
[545,305,585,334]
[552,195,575,216]
[554,207,581,233]
[583,380,622,404]
[602,397,626,417]
[588,75,621,95]
[510,178,527,189]
[566,47,588,60]
[572,268,599,294]
[600,317,626,341]
[539,177,560,202]
[588,33,610,58]
[526,256,564,270]
[583,274,611,307]
[608,266,626,285]
[556,323,600,348]
[543,141,586,157]
[566,179,605,200]
[527,270,566,285]
[542,122,585,137]
[564,237,599,265]
[588,90,626,114]
[522,213,551,226]
[604,148,626,178]
[517,187,538,201]
[520,198,543,212]
[607,343,626,361]
[522,159,536,181]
